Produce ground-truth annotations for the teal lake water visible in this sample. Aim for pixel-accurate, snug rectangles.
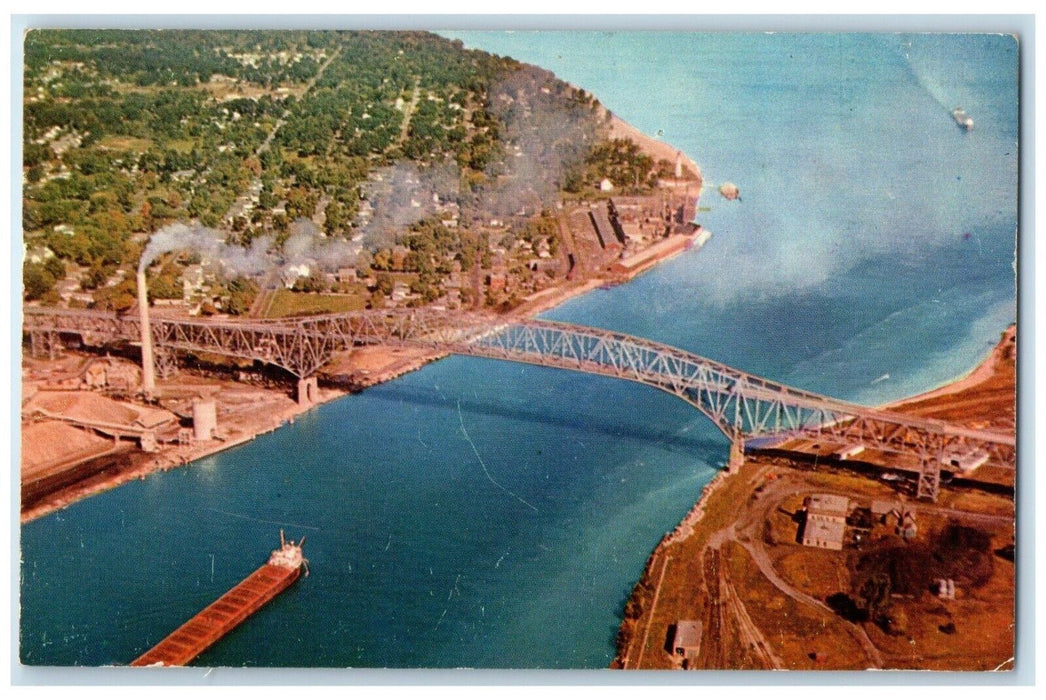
[20,32,1017,668]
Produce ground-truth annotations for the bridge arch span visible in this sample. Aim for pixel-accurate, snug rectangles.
[23,306,1015,501]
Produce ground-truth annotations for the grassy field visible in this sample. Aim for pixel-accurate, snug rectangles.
[97,135,153,152]
[262,289,366,318]
[724,539,868,670]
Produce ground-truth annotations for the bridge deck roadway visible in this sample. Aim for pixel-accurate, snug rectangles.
[23,307,1015,494]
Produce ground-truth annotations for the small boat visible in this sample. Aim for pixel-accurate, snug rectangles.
[952,107,974,131]
[719,182,740,200]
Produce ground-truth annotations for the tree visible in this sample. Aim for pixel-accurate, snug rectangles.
[354,249,372,273]
[372,248,393,271]
[293,272,329,293]
[225,276,259,315]
[92,277,137,312]
[375,272,395,296]
[23,262,56,300]
[323,199,348,235]
[139,200,154,230]
[149,265,183,300]
[80,264,110,291]
[44,256,65,280]
[857,573,892,625]
[367,289,385,309]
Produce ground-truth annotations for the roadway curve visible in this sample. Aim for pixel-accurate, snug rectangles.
[715,470,886,669]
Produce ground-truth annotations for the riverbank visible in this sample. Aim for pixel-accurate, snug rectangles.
[613,324,1017,670]
[885,324,1016,419]
[19,372,348,523]
[17,273,672,523]
[606,110,703,181]
[21,112,709,523]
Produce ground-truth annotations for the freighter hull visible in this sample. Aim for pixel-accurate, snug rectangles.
[131,537,304,667]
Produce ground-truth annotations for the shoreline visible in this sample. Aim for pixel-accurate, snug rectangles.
[21,114,707,523]
[19,385,346,524]
[19,236,702,523]
[611,322,1017,669]
[605,109,703,182]
[882,324,1016,410]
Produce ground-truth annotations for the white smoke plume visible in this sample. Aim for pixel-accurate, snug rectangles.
[351,65,599,245]
[139,220,364,283]
[139,222,232,274]
[283,218,362,271]
[141,68,604,277]
[357,161,460,250]
[477,66,599,217]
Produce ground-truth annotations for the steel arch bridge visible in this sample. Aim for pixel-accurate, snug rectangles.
[23,307,1016,500]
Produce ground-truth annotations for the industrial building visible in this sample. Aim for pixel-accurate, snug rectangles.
[589,205,619,254]
[800,493,850,550]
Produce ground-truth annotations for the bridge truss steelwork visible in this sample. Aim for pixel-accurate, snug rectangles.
[24,307,1015,501]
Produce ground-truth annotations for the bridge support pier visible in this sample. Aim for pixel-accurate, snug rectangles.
[916,449,943,502]
[154,347,179,380]
[727,435,745,473]
[297,376,319,406]
[29,330,61,360]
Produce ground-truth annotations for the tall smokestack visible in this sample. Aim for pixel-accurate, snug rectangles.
[137,269,156,398]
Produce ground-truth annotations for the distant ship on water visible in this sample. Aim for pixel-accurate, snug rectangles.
[952,107,974,131]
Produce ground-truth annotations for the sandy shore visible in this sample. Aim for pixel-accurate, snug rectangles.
[884,324,1016,409]
[605,110,703,182]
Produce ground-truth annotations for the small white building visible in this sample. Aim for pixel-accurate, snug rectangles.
[836,444,866,460]
[390,281,411,302]
[182,264,205,301]
[802,518,847,551]
[281,263,310,288]
[801,494,850,550]
[942,447,990,472]
[936,579,956,600]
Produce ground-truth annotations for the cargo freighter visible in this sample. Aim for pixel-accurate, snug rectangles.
[131,532,307,667]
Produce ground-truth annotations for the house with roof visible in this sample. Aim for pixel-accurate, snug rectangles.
[800,494,851,550]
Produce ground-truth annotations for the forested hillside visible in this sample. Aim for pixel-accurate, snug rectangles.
[22,30,663,312]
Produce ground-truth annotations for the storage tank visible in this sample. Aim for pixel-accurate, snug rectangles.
[193,399,217,442]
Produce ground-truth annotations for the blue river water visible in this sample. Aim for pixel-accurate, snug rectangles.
[20,33,1017,668]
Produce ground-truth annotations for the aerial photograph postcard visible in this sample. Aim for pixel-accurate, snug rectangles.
[17,25,1019,673]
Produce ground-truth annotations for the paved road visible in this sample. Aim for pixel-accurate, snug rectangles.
[227,45,344,224]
